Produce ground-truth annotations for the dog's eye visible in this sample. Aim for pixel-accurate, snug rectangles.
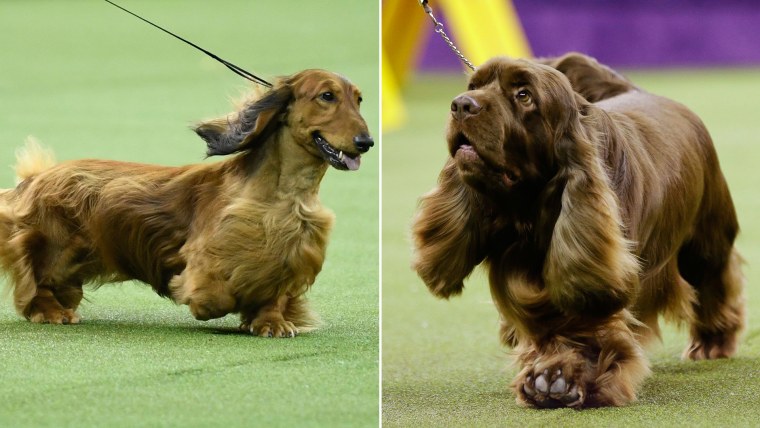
[320,92,335,102]
[516,89,532,105]
[358,96,363,104]
[467,83,475,90]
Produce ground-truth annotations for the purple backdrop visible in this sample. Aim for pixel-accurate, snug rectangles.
[419,0,760,70]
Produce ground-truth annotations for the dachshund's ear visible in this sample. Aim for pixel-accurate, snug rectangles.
[195,86,292,157]
[412,160,490,298]
[543,112,639,317]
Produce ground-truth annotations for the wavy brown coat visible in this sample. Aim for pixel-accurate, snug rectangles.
[412,53,744,408]
[0,69,372,337]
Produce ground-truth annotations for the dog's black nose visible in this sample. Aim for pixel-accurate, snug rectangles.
[353,134,374,153]
[451,95,481,120]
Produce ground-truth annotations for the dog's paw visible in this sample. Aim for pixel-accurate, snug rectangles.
[28,308,81,325]
[683,333,738,360]
[241,318,298,338]
[519,367,585,408]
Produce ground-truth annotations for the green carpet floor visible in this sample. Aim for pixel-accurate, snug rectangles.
[382,70,760,427]
[0,1,379,427]
[5,1,760,426]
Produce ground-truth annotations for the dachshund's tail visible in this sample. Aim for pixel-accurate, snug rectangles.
[14,137,57,184]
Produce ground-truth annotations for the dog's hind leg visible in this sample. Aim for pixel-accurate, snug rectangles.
[679,244,744,360]
[32,235,94,323]
[3,229,80,324]
[25,287,80,324]
[678,176,744,360]
[1,207,95,324]
[52,282,84,320]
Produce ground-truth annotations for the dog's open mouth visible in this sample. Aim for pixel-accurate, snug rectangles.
[452,132,484,164]
[452,132,519,187]
[313,132,360,171]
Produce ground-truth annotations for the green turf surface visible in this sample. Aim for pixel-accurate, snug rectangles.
[382,70,760,426]
[0,1,378,427]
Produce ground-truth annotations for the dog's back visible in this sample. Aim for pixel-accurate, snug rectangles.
[547,54,743,356]
[1,148,222,292]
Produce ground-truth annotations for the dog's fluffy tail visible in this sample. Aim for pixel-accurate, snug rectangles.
[0,137,50,219]
[14,137,57,185]
[0,137,55,228]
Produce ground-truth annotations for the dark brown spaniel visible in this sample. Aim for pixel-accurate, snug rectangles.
[413,53,744,408]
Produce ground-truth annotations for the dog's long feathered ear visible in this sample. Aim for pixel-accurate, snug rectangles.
[412,160,490,298]
[537,52,635,103]
[543,102,639,317]
[195,85,293,157]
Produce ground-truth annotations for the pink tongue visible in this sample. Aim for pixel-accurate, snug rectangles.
[343,154,361,171]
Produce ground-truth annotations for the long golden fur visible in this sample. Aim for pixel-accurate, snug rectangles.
[412,53,744,408]
[0,69,373,337]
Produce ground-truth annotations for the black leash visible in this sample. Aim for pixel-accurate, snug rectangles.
[103,0,273,88]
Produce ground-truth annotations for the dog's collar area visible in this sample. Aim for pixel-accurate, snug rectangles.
[312,132,360,171]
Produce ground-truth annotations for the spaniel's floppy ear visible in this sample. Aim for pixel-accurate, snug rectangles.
[195,85,292,156]
[538,52,634,103]
[412,160,490,298]
[543,103,639,317]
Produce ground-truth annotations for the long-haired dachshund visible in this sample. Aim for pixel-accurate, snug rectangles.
[412,53,743,407]
[0,69,373,337]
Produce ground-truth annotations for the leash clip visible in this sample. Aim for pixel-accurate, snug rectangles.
[420,0,441,30]
[418,0,476,71]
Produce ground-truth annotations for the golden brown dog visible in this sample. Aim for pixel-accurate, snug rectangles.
[0,69,373,337]
[413,53,743,407]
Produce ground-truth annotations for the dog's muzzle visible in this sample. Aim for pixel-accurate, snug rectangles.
[313,132,362,171]
[353,134,374,153]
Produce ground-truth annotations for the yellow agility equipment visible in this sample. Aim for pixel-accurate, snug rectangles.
[382,0,532,130]
[382,48,407,131]
[382,0,427,130]
[383,0,429,88]
[437,0,531,66]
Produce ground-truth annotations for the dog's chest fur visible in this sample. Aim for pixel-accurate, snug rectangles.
[191,190,335,301]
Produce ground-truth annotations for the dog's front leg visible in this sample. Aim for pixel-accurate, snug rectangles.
[240,295,298,338]
[512,311,649,408]
[169,270,236,321]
